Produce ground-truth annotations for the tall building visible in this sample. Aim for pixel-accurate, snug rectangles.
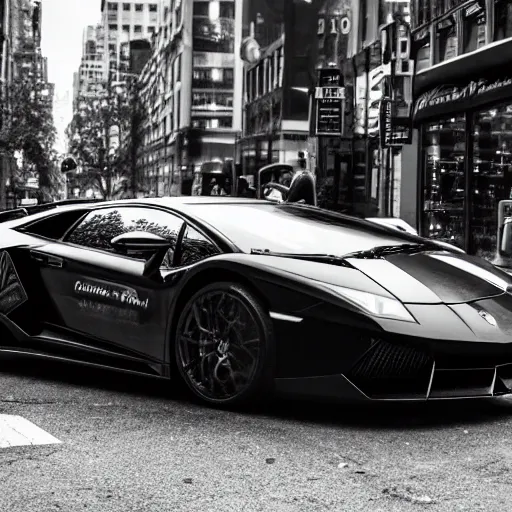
[101,0,159,79]
[76,24,106,100]
[2,0,55,207]
[136,0,243,197]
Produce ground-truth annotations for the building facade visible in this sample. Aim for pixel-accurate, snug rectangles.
[75,24,106,102]
[0,0,54,208]
[136,0,243,197]
[410,0,512,260]
[101,0,159,80]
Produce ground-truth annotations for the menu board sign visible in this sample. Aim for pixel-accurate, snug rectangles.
[314,68,345,137]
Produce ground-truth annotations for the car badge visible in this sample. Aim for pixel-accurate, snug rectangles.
[478,310,497,327]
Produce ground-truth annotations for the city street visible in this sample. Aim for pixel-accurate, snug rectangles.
[1,359,512,511]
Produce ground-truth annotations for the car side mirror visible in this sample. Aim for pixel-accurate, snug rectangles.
[286,172,317,206]
[501,218,512,256]
[111,231,173,279]
[111,231,171,253]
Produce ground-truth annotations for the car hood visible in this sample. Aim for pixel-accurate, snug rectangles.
[347,251,512,304]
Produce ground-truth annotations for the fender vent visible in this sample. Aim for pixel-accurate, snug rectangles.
[346,339,434,399]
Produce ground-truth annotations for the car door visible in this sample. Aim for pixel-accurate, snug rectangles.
[29,205,187,362]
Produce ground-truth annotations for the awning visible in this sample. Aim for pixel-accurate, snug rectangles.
[413,75,512,123]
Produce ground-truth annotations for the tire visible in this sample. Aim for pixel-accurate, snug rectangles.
[174,281,275,408]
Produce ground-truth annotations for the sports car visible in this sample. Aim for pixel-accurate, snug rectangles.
[2,196,512,408]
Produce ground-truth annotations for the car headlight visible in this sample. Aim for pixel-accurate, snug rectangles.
[322,284,416,323]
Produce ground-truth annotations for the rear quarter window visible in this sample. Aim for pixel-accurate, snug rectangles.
[18,209,90,240]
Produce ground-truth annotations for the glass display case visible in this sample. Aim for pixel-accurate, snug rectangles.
[422,115,466,249]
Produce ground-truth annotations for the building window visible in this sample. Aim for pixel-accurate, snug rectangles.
[122,24,130,32]
[123,2,130,10]
[192,117,232,129]
[435,18,457,64]
[415,0,431,28]
[219,2,235,19]
[109,24,118,32]
[192,8,235,53]
[108,2,118,10]
[495,0,512,41]
[192,67,234,88]
[135,4,143,11]
[193,2,208,16]
[134,25,142,33]
[421,115,466,250]
[462,4,486,54]
[149,4,158,12]
[148,26,155,33]
[192,92,233,109]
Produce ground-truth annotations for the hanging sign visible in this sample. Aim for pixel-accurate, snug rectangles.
[380,99,412,147]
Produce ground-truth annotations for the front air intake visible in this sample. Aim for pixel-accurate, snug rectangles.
[346,339,434,399]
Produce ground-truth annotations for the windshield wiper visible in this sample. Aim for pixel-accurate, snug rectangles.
[250,248,352,267]
[342,243,438,259]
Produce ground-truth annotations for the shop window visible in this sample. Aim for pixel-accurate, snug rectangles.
[472,104,512,260]
[494,0,512,41]
[422,115,466,249]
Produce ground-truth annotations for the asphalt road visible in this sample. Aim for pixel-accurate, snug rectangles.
[1,358,512,512]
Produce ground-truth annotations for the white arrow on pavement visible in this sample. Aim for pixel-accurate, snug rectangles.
[0,414,61,448]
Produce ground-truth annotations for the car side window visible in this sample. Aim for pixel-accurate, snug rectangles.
[178,226,220,267]
[65,207,184,264]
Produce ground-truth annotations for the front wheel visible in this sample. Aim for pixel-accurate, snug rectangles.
[174,282,275,408]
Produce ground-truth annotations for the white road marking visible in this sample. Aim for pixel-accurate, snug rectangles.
[0,415,61,448]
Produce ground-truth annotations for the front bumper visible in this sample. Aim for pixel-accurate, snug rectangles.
[274,338,512,401]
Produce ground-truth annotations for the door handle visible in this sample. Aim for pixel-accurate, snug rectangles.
[46,256,64,268]
[30,251,64,268]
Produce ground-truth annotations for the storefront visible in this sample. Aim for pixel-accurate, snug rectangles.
[414,72,512,261]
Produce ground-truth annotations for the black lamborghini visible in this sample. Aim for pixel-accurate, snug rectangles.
[2,196,512,408]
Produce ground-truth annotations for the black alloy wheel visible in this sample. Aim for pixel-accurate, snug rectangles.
[175,282,275,408]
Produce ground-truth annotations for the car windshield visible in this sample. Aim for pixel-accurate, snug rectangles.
[189,203,418,255]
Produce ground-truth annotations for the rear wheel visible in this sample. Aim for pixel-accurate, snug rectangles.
[174,281,275,408]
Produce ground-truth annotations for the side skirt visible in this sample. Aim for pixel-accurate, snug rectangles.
[0,314,171,379]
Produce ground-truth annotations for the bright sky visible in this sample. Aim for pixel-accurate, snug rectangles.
[41,0,102,153]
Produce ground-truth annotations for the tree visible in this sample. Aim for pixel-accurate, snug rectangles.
[66,80,136,200]
[0,78,59,208]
